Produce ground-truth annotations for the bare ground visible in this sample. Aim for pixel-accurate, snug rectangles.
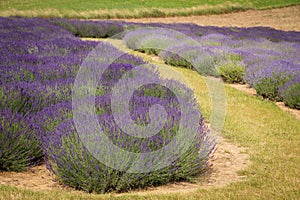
[0,5,299,195]
[276,102,300,119]
[116,5,300,32]
[122,136,250,196]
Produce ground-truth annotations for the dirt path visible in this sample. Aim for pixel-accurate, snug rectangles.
[115,5,300,31]
[0,136,250,195]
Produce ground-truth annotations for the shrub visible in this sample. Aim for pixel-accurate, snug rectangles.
[123,28,185,55]
[217,61,245,83]
[197,33,229,47]
[0,82,67,115]
[0,82,67,172]
[254,76,289,101]
[279,75,300,109]
[159,45,217,76]
[244,60,298,101]
[50,19,124,38]
[0,109,42,172]
[43,63,215,193]
[138,34,180,55]
[123,29,148,51]
[33,101,73,139]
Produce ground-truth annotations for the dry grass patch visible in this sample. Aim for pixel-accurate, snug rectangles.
[0,3,252,19]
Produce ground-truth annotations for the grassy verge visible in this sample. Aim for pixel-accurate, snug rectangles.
[1,39,299,199]
[0,0,299,19]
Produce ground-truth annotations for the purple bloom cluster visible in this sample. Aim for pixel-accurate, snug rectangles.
[0,108,42,171]
[279,75,300,109]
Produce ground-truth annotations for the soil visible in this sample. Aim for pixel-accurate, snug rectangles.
[229,84,257,96]
[276,102,300,119]
[116,5,300,32]
[0,5,299,195]
[123,136,250,196]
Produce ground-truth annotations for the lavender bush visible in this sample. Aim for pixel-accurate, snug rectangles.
[43,61,215,193]
[124,28,185,55]
[0,108,42,171]
[0,82,66,115]
[279,75,300,109]
[122,28,164,51]
[243,60,299,101]
[217,62,245,84]
[44,119,213,193]
[49,19,124,38]
[159,44,217,76]
[216,54,245,83]
[125,23,300,43]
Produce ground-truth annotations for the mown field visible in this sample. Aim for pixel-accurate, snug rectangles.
[0,0,299,18]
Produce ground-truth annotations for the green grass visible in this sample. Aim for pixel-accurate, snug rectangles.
[1,0,299,11]
[1,39,299,199]
[0,0,299,18]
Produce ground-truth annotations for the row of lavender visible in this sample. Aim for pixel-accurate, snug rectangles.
[121,22,300,109]
[0,17,214,193]
[47,19,300,109]
[1,17,92,171]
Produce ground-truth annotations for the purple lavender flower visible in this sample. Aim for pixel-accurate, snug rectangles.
[279,75,300,109]
[0,108,43,171]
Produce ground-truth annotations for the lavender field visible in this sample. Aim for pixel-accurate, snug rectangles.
[122,22,300,105]
[0,17,215,193]
[52,18,300,106]
[0,16,300,197]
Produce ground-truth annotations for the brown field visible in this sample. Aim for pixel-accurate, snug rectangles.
[115,5,300,31]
